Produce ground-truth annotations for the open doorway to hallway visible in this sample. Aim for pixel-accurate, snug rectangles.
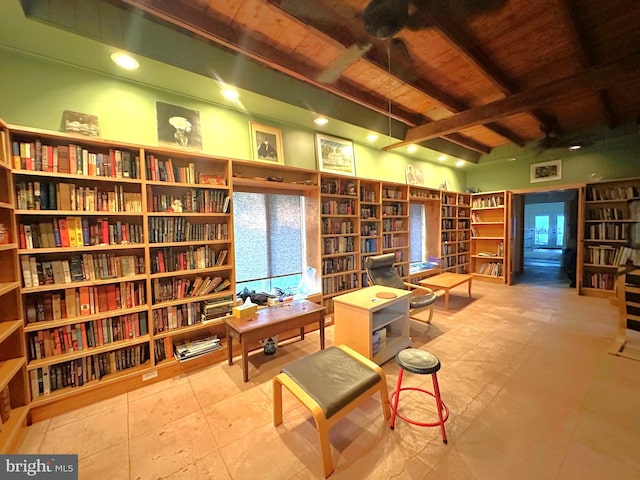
[512,189,579,288]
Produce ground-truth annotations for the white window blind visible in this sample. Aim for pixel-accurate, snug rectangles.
[409,202,425,263]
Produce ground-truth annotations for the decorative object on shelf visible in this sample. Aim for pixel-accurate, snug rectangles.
[249,121,284,164]
[315,133,356,176]
[405,164,424,185]
[62,110,100,136]
[156,101,202,149]
[530,159,562,183]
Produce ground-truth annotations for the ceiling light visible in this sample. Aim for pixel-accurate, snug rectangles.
[569,144,582,150]
[407,144,417,153]
[221,88,239,100]
[314,117,329,126]
[110,52,139,70]
[438,155,447,161]
[366,133,378,142]
[455,160,465,167]
[506,157,516,162]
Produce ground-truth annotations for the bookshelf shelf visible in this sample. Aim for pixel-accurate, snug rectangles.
[0,358,26,392]
[0,281,19,297]
[20,274,148,293]
[470,191,509,283]
[0,406,29,452]
[12,169,142,184]
[153,317,228,339]
[0,320,23,344]
[150,292,232,310]
[0,201,13,210]
[15,210,143,217]
[149,266,231,279]
[23,305,149,333]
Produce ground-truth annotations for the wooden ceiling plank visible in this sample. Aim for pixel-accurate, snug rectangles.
[382,51,640,150]
[555,0,617,129]
[440,134,491,154]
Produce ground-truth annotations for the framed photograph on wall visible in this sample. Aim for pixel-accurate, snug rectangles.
[156,101,202,150]
[530,159,562,183]
[250,121,284,164]
[406,164,424,185]
[315,133,356,176]
[62,110,100,137]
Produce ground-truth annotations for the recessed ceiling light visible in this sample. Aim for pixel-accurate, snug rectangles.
[569,144,582,150]
[110,52,139,70]
[455,160,465,167]
[366,133,378,142]
[221,88,239,100]
[314,117,329,126]
[506,157,516,162]
[407,144,417,153]
[438,155,447,161]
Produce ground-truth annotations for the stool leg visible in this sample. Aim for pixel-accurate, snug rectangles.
[315,419,334,478]
[431,373,447,444]
[273,376,283,426]
[390,369,404,429]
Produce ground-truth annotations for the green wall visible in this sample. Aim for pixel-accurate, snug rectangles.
[0,47,466,191]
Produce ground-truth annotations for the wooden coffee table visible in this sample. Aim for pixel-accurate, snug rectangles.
[419,272,472,309]
[225,300,326,382]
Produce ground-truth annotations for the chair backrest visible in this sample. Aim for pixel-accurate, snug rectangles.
[365,253,406,291]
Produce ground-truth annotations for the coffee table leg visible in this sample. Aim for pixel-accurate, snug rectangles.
[445,289,450,309]
[227,328,233,366]
[319,314,325,349]
[468,278,472,298]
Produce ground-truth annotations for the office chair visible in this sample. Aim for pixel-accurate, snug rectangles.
[365,253,442,324]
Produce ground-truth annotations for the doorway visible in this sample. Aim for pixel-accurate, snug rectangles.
[511,189,579,288]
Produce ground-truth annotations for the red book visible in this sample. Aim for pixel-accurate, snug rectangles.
[57,146,70,173]
[53,329,62,355]
[96,319,104,346]
[58,218,70,247]
[69,144,77,175]
[101,219,109,245]
[97,286,109,312]
[80,324,88,351]
[19,224,26,249]
[106,284,118,311]
[79,287,91,316]
[47,145,55,172]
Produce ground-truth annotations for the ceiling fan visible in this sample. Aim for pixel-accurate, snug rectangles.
[276,0,508,83]
[535,123,594,154]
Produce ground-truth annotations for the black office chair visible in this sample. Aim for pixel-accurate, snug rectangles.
[365,253,442,324]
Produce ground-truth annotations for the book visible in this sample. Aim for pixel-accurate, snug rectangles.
[0,386,11,423]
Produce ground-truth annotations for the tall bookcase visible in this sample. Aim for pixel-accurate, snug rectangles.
[471,191,509,283]
[381,182,410,279]
[440,191,471,273]
[7,125,237,421]
[0,120,29,453]
[580,177,640,297]
[319,174,360,314]
[359,179,382,287]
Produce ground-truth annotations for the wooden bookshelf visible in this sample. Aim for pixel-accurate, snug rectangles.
[470,191,510,283]
[580,177,640,298]
[359,179,382,288]
[381,182,410,279]
[0,119,29,453]
[319,174,360,314]
[440,191,471,273]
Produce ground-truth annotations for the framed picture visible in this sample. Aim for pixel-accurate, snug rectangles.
[315,133,356,176]
[530,159,562,183]
[406,164,424,185]
[62,110,100,137]
[156,101,202,150]
[250,121,284,164]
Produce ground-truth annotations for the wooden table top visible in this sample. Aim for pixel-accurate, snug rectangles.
[419,272,472,288]
[225,300,325,333]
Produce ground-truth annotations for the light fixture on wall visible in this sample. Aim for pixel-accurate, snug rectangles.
[110,52,139,70]
[569,143,583,151]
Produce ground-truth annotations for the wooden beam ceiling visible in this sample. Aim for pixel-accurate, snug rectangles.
[383,50,640,149]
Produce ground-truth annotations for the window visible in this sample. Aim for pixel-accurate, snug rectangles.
[233,191,304,293]
[409,202,425,264]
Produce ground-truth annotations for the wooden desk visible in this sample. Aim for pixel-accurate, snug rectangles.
[225,300,326,382]
[419,272,472,309]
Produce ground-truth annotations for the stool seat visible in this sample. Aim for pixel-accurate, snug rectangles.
[282,346,381,419]
[396,348,441,375]
[409,293,438,310]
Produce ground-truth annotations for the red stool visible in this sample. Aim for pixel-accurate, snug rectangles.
[389,348,449,444]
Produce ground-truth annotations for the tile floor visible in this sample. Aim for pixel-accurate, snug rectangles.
[17,280,640,479]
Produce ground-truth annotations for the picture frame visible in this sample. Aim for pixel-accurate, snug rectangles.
[315,133,356,176]
[530,159,562,183]
[249,121,284,164]
[405,164,424,185]
[156,101,202,150]
[62,110,100,137]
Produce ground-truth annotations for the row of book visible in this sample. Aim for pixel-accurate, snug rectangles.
[24,281,146,323]
[321,200,356,215]
[27,312,148,360]
[175,335,222,362]
[382,188,404,200]
[361,223,378,236]
[152,276,231,303]
[360,207,378,219]
[322,272,358,295]
[588,185,638,201]
[15,181,142,212]
[147,216,229,243]
[20,218,143,249]
[320,178,357,196]
[586,245,638,266]
[586,222,630,241]
[382,234,406,249]
[584,272,615,290]
[361,238,378,253]
[152,298,232,333]
[322,255,356,275]
[20,254,145,288]
[360,187,377,203]
[147,190,230,214]
[146,155,196,183]
[441,205,456,217]
[29,344,150,399]
[154,337,174,363]
[472,195,504,208]
[381,205,405,216]
[477,261,503,277]
[322,237,355,255]
[321,219,355,234]
[12,140,140,178]
[586,207,625,221]
[382,219,405,232]
[150,247,228,274]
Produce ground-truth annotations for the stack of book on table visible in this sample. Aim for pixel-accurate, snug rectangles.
[174,335,221,362]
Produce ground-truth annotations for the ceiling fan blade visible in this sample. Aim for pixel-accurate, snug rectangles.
[316,43,372,83]
[363,0,410,39]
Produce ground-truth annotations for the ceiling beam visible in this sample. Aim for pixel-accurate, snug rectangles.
[382,51,640,150]
[555,0,617,128]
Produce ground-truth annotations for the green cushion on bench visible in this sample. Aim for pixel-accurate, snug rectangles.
[281,346,381,419]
